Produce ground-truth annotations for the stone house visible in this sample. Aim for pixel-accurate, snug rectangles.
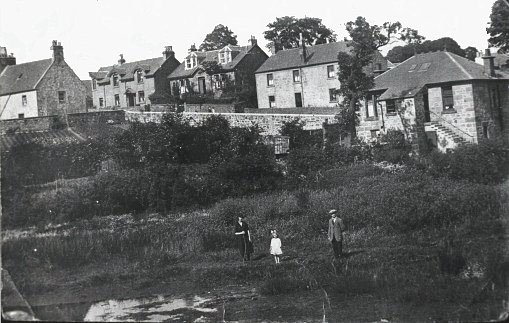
[255,40,388,109]
[89,46,180,109]
[358,49,509,152]
[167,37,268,99]
[0,41,87,120]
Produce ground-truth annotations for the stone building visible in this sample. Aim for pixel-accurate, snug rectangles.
[89,46,180,109]
[358,50,509,152]
[167,37,268,99]
[255,40,387,109]
[0,41,87,120]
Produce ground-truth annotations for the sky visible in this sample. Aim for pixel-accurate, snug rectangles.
[0,0,495,79]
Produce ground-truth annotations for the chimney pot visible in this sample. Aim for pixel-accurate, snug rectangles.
[163,46,175,60]
[482,48,496,77]
[118,54,125,65]
[51,40,64,63]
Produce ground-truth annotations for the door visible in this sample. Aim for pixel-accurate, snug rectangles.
[423,91,430,122]
[198,77,206,94]
[127,94,135,107]
[295,92,302,108]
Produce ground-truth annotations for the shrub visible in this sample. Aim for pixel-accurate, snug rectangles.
[422,139,509,184]
[372,129,412,164]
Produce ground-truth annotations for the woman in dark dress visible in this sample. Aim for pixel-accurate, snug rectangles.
[234,216,252,260]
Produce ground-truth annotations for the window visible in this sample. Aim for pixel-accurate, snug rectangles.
[99,98,104,107]
[112,74,119,87]
[417,62,431,72]
[375,63,382,70]
[138,91,145,103]
[218,48,231,64]
[267,73,274,86]
[370,129,379,138]
[185,54,198,70]
[22,95,27,106]
[114,94,120,106]
[295,93,302,107]
[482,122,489,138]
[136,70,144,84]
[329,88,338,102]
[408,64,418,72]
[269,95,276,108]
[386,100,396,114]
[92,79,97,90]
[18,113,24,119]
[491,87,501,109]
[293,70,301,82]
[327,65,335,78]
[58,91,66,103]
[442,86,454,110]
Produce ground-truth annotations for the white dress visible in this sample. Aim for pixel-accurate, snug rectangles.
[270,238,282,255]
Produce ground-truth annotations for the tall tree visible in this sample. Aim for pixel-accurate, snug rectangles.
[199,24,238,51]
[336,17,421,137]
[487,0,509,52]
[464,46,479,61]
[387,37,469,63]
[264,16,336,51]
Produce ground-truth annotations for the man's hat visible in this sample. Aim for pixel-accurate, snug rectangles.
[329,209,337,215]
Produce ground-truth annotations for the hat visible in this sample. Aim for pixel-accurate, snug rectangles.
[329,209,337,215]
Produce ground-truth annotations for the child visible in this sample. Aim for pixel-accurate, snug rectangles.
[269,229,282,264]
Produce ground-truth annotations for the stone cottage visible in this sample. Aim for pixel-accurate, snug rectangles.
[358,49,509,152]
[0,41,87,120]
[89,46,180,109]
[255,39,387,109]
[167,37,268,99]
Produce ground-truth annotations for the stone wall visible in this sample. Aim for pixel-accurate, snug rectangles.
[125,111,336,135]
[0,110,125,134]
[36,60,87,116]
[0,90,39,120]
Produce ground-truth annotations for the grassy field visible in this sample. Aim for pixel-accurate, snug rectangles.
[2,169,508,321]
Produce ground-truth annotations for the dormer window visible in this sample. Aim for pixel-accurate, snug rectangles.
[112,73,119,87]
[185,53,197,70]
[218,47,232,64]
[136,70,144,84]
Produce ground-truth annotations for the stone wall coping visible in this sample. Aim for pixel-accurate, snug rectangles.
[126,111,337,118]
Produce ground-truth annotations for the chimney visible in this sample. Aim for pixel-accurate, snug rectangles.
[163,46,174,60]
[188,44,197,53]
[299,33,307,62]
[118,54,126,65]
[51,40,64,63]
[482,49,496,77]
[249,35,257,46]
[0,46,16,74]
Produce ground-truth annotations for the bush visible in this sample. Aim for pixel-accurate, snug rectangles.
[422,139,509,184]
[372,129,412,164]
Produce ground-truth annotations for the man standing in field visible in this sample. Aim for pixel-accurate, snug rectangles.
[328,209,344,258]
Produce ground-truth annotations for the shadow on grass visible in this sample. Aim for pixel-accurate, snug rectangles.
[251,253,269,261]
[343,249,365,258]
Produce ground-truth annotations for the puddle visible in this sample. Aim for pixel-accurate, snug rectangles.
[83,295,218,322]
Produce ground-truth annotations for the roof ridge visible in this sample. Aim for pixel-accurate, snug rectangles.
[444,51,473,79]
[4,58,52,68]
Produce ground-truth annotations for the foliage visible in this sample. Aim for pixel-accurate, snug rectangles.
[199,24,238,51]
[387,37,475,63]
[487,0,509,52]
[279,119,321,149]
[420,139,509,184]
[372,129,412,164]
[263,16,336,51]
[201,61,225,76]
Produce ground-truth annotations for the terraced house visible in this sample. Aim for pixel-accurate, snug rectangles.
[358,49,509,152]
[0,41,87,120]
[89,46,180,109]
[168,37,267,99]
[255,40,387,109]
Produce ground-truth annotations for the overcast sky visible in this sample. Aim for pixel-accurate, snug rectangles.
[0,0,494,79]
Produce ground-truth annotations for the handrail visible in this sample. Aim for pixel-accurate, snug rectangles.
[428,110,475,143]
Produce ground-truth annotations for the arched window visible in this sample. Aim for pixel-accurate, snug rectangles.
[136,69,144,83]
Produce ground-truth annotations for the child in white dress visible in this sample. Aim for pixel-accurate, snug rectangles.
[269,230,282,264]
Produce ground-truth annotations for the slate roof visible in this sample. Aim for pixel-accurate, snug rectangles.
[168,45,254,80]
[90,57,165,83]
[255,42,351,74]
[0,59,53,96]
[372,51,509,101]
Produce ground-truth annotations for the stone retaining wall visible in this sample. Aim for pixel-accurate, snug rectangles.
[125,111,336,135]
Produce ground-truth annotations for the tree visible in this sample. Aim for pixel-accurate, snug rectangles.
[387,37,471,63]
[464,46,479,61]
[264,16,337,51]
[487,0,509,52]
[336,17,417,137]
[199,24,238,51]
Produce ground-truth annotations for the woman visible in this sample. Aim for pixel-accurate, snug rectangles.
[234,216,252,261]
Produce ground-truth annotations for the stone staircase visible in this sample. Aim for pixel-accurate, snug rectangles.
[425,121,468,144]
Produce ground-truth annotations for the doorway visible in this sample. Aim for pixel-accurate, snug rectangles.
[127,93,135,107]
[423,91,430,122]
[295,92,302,108]
[198,77,206,94]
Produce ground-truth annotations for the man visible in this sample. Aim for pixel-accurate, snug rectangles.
[327,209,344,258]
